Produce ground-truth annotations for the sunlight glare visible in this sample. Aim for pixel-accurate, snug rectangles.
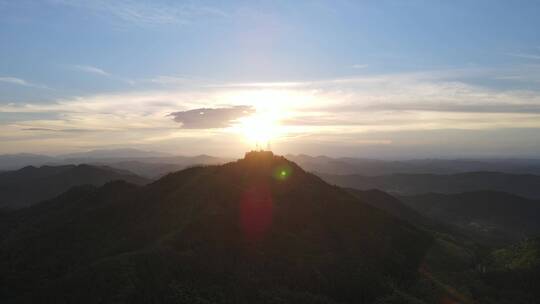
[238,113,280,149]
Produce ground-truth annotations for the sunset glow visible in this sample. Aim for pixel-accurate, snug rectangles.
[237,111,281,149]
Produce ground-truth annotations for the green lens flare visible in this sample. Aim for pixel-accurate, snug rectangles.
[273,165,292,181]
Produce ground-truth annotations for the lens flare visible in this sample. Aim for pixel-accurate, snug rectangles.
[240,183,273,242]
[273,164,292,181]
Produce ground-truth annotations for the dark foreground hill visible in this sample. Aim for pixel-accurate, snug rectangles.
[400,191,540,245]
[319,171,540,199]
[0,152,433,303]
[0,165,150,209]
[344,189,540,304]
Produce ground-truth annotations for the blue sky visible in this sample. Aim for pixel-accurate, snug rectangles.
[1,0,540,157]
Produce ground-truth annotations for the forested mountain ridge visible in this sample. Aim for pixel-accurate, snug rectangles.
[400,191,540,245]
[0,152,433,303]
[0,164,150,209]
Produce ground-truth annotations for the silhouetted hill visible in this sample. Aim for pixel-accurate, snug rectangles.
[0,164,150,209]
[319,171,540,199]
[399,191,540,244]
[0,152,433,303]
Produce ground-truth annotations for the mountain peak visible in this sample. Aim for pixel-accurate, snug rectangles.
[243,150,275,161]
[236,151,302,182]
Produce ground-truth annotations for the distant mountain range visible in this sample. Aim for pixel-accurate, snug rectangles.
[60,148,173,159]
[0,151,433,303]
[0,164,149,209]
[287,154,540,175]
[3,149,540,177]
[0,153,57,171]
[86,155,230,178]
[319,171,540,199]
[0,149,230,178]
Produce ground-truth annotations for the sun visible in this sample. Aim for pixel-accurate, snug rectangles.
[237,113,280,149]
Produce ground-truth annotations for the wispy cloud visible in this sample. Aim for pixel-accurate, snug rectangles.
[149,76,191,85]
[68,65,110,76]
[351,64,369,69]
[146,75,210,86]
[0,77,30,86]
[0,76,50,89]
[362,102,540,114]
[208,81,306,88]
[3,67,540,154]
[65,64,138,85]
[506,53,540,60]
[51,0,229,26]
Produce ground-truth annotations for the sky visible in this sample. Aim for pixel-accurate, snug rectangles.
[1,0,540,158]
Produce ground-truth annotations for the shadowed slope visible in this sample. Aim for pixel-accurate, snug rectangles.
[400,191,540,245]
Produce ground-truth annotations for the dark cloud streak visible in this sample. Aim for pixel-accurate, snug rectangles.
[21,128,99,133]
[169,105,255,129]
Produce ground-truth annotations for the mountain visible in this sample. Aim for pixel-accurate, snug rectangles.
[60,148,172,160]
[287,154,540,175]
[319,171,540,199]
[95,155,231,178]
[0,164,150,209]
[346,189,478,252]
[0,152,433,303]
[345,189,434,229]
[343,189,540,304]
[472,237,540,303]
[399,191,540,244]
[90,160,188,178]
[284,154,358,175]
[0,149,230,178]
[0,153,57,171]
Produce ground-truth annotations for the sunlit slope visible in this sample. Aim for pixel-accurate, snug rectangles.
[0,152,432,303]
